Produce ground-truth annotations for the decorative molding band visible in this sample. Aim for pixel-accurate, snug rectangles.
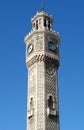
[26,54,59,68]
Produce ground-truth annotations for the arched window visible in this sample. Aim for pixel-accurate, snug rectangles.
[48,21,50,30]
[47,95,57,118]
[48,96,53,109]
[36,20,38,30]
[30,97,34,108]
[44,19,46,27]
[33,23,35,28]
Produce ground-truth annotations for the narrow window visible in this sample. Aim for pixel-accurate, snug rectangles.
[44,19,46,27]
[33,23,35,28]
[48,21,50,30]
[48,96,53,109]
[28,97,34,119]
[36,20,38,30]
[30,97,34,108]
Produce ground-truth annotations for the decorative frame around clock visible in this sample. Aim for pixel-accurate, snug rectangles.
[27,44,33,54]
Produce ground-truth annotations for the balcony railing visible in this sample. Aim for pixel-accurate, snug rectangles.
[47,107,57,117]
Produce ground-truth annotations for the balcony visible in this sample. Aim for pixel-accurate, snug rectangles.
[47,107,57,118]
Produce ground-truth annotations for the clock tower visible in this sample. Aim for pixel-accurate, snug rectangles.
[24,10,60,130]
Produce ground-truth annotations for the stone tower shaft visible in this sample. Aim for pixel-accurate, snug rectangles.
[24,10,60,130]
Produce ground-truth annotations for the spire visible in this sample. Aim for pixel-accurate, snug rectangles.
[40,6,44,12]
[40,0,45,12]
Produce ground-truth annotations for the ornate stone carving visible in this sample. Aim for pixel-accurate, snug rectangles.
[29,68,35,80]
[36,41,43,50]
[35,35,44,50]
[27,54,59,68]
[36,35,43,40]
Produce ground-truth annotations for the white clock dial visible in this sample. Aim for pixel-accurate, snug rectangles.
[27,44,33,54]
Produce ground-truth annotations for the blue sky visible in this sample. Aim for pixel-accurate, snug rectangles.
[0,0,84,130]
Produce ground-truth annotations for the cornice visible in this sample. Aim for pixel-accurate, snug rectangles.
[24,30,60,44]
[26,54,59,68]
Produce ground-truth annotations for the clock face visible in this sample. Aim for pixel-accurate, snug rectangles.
[48,42,56,51]
[27,44,33,54]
